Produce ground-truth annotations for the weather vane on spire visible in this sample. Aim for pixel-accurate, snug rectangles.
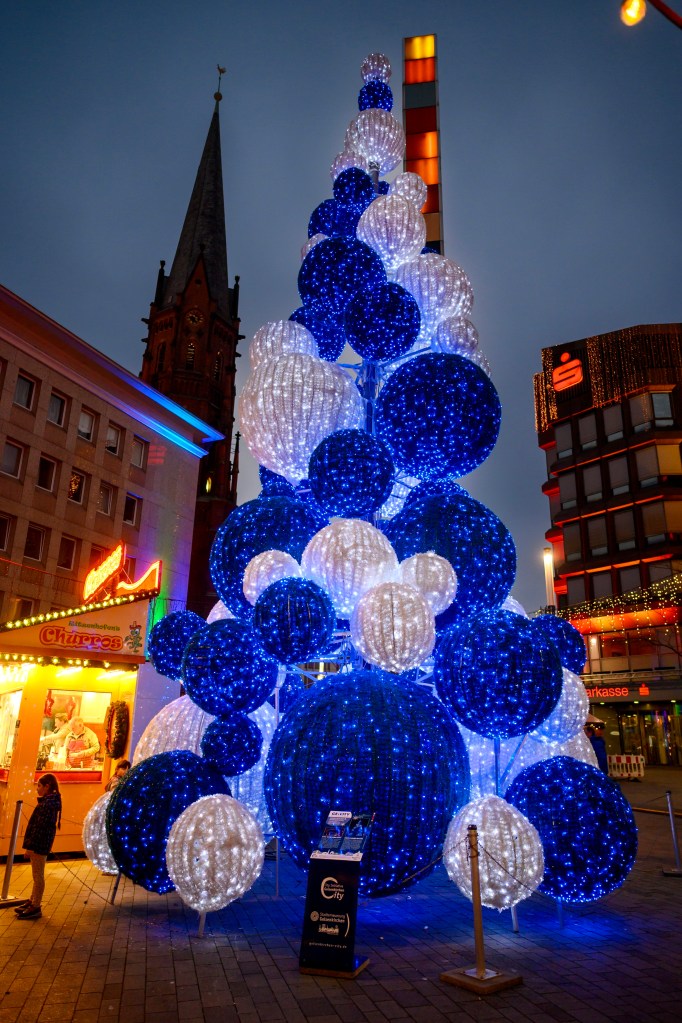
[215,64,226,100]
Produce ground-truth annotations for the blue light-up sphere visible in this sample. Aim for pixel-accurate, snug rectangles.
[332,167,375,209]
[106,751,228,893]
[200,714,263,776]
[264,670,470,897]
[376,353,501,480]
[308,429,394,517]
[210,496,324,621]
[147,610,205,681]
[505,757,638,903]
[308,199,361,240]
[359,81,393,111]
[253,578,336,664]
[182,618,279,716]
[434,610,563,739]
[383,488,516,627]
[269,671,307,713]
[377,181,390,195]
[298,237,386,315]
[344,282,421,362]
[290,303,346,362]
[259,466,296,497]
[532,614,587,675]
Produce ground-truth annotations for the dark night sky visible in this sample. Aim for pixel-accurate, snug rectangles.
[1,1,680,612]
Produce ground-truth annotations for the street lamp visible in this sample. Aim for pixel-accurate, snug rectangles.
[620,0,682,28]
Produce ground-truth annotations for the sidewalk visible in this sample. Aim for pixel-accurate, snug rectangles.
[1,773,681,1023]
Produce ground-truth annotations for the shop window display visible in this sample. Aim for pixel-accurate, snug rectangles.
[0,689,22,776]
[36,689,110,774]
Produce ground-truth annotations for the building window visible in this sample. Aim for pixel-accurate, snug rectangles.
[131,437,147,469]
[635,446,658,487]
[37,456,57,492]
[614,508,636,551]
[559,472,576,510]
[123,555,136,581]
[1,441,24,478]
[98,482,114,515]
[642,502,666,545]
[68,470,86,504]
[13,598,34,619]
[24,524,46,562]
[566,576,585,605]
[105,424,122,455]
[608,456,629,496]
[619,566,641,594]
[47,391,67,427]
[563,522,582,562]
[213,353,223,382]
[89,545,106,570]
[0,514,12,552]
[123,494,140,526]
[57,535,77,571]
[14,374,36,410]
[157,344,166,373]
[587,516,608,556]
[555,422,572,459]
[583,464,602,503]
[592,570,613,599]
[652,392,674,428]
[78,408,96,441]
[603,403,623,442]
[186,342,195,370]
[658,444,682,476]
[578,414,597,450]
[629,394,652,434]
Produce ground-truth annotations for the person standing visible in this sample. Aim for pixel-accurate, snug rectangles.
[15,774,62,920]
[590,724,609,774]
[105,759,131,791]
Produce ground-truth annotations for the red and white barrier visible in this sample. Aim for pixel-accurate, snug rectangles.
[607,754,645,780]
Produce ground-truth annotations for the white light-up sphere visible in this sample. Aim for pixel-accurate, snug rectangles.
[433,316,479,356]
[249,320,319,369]
[501,594,529,618]
[227,701,277,837]
[166,794,264,914]
[466,347,492,378]
[133,695,214,764]
[356,195,426,274]
[378,475,422,519]
[330,149,369,181]
[392,253,474,339]
[243,550,301,606]
[301,519,398,618]
[456,724,515,800]
[345,110,405,175]
[361,52,392,84]
[301,233,327,260]
[350,582,435,674]
[82,791,118,873]
[390,171,428,210]
[207,600,234,623]
[531,668,590,745]
[240,353,364,485]
[443,795,544,910]
[399,552,457,615]
[502,731,599,792]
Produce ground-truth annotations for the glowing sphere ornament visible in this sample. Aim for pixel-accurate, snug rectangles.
[166,794,264,913]
[298,237,386,314]
[182,618,279,716]
[301,519,399,617]
[390,171,428,210]
[133,695,213,765]
[227,701,278,836]
[308,199,360,240]
[210,495,324,621]
[82,792,118,873]
[106,750,228,894]
[357,195,426,274]
[201,714,263,775]
[253,577,336,663]
[332,166,375,208]
[350,582,435,673]
[376,353,501,480]
[434,316,479,356]
[505,757,638,903]
[345,110,405,175]
[531,614,587,675]
[240,352,364,485]
[249,320,318,369]
[359,80,393,111]
[530,668,589,745]
[258,465,296,497]
[392,253,473,338]
[308,429,394,517]
[147,610,205,681]
[243,550,301,605]
[399,552,457,615]
[434,609,563,739]
[344,282,421,362]
[301,233,327,260]
[264,670,470,896]
[444,796,544,910]
[330,150,369,181]
[361,52,392,84]
[290,301,346,362]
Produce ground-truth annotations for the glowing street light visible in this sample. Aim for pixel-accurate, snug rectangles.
[620,0,682,28]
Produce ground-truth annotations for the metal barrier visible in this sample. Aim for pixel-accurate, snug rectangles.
[608,754,645,780]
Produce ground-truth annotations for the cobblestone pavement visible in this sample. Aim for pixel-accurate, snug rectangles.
[1,768,681,1023]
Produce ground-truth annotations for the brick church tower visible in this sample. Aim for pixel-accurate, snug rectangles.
[140,88,241,616]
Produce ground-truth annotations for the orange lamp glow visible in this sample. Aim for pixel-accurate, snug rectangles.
[83,543,125,601]
[621,0,647,25]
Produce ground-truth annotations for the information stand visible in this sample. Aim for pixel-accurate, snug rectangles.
[299,811,373,978]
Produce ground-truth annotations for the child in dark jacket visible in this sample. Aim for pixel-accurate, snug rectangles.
[15,773,62,920]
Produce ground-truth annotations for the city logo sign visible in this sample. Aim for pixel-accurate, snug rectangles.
[552,351,583,392]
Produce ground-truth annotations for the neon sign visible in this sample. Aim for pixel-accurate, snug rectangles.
[552,351,583,392]
[116,560,162,596]
[83,543,125,602]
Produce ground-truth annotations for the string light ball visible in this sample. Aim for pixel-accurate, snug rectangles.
[133,695,213,765]
[390,172,428,210]
[505,757,638,903]
[243,549,301,605]
[399,552,457,614]
[444,796,544,910]
[330,149,369,182]
[359,80,393,111]
[501,594,528,618]
[258,465,296,497]
[361,52,392,84]
[344,282,421,362]
[147,610,205,681]
[308,429,394,517]
[434,316,479,356]
[106,750,228,894]
[264,670,470,896]
[182,618,279,716]
[166,794,264,914]
[345,109,405,176]
[377,181,390,195]
[435,609,563,739]
[200,714,263,776]
[332,166,375,208]
[290,301,346,362]
[532,614,587,675]
[350,581,435,673]
[384,488,516,626]
[301,233,327,261]
[530,667,589,745]
[308,198,360,240]
[357,195,426,274]
[249,319,318,369]
[210,495,324,621]
[253,577,336,664]
[298,237,386,314]
[82,792,118,873]
[392,253,473,339]
[376,353,501,481]
[301,518,399,617]
[501,729,599,795]
[228,701,278,837]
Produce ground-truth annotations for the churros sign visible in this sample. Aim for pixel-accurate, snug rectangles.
[38,623,124,652]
